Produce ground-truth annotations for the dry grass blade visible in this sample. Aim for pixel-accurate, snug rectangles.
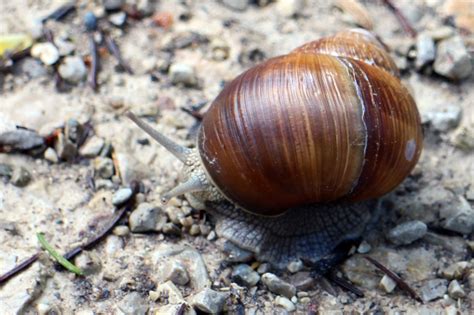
[364,256,423,303]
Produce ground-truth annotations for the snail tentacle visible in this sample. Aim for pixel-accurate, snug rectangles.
[126,111,192,163]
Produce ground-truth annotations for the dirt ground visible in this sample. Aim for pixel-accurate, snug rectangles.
[0,0,473,314]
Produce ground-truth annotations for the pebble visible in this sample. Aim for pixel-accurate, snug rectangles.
[425,27,454,41]
[43,147,59,163]
[103,0,124,11]
[109,12,127,27]
[441,261,471,280]
[169,63,198,87]
[275,296,295,312]
[232,264,260,287]
[84,12,98,31]
[65,119,84,143]
[439,196,474,234]
[191,288,227,314]
[287,259,303,273]
[55,39,75,56]
[19,58,47,78]
[55,133,77,161]
[0,129,45,152]
[11,166,31,187]
[223,240,254,262]
[415,33,436,70]
[117,292,148,315]
[299,297,311,304]
[452,126,474,152]
[94,157,115,179]
[112,225,130,236]
[379,275,397,293]
[276,0,305,17]
[444,305,458,315]
[386,220,427,245]
[74,251,101,275]
[206,230,216,241]
[105,235,124,255]
[79,136,104,157]
[163,260,190,286]
[58,56,87,83]
[448,280,465,299]
[31,42,60,65]
[95,179,114,190]
[434,36,472,80]
[221,0,249,11]
[357,240,371,254]
[257,263,270,274]
[261,273,296,299]
[112,188,133,206]
[151,281,184,303]
[210,38,230,61]
[189,224,200,236]
[129,202,166,232]
[152,244,211,291]
[288,271,315,291]
[0,163,13,178]
[423,105,462,132]
[420,279,448,302]
[162,222,182,235]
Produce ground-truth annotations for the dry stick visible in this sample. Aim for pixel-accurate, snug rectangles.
[364,256,423,303]
[181,107,204,121]
[326,272,365,298]
[0,202,133,284]
[382,0,417,38]
[104,34,134,74]
[88,34,99,91]
[42,2,76,22]
[0,253,40,284]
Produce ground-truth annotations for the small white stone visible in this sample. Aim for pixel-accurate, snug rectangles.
[31,42,60,65]
[44,147,59,163]
[276,0,306,17]
[448,280,465,299]
[58,56,87,83]
[379,275,397,293]
[275,296,295,312]
[287,259,303,273]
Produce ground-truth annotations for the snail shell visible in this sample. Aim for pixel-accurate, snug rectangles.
[198,29,422,216]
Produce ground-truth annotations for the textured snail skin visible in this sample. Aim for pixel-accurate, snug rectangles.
[198,51,422,216]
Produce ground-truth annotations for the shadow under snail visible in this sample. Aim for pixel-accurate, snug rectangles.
[126,29,423,271]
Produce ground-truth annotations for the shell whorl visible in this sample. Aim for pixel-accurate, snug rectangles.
[198,30,422,216]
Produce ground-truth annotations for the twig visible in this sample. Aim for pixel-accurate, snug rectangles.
[0,197,134,284]
[104,34,134,74]
[181,107,204,121]
[37,233,84,276]
[381,0,417,38]
[326,272,365,298]
[88,34,100,91]
[62,202,132,263]
[42,3,76,22]
[0,253,40,284]
[364,256,423,303]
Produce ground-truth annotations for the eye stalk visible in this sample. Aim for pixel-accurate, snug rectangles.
[126,111,208,204]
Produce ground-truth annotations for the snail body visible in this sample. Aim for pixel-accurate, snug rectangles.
[127,29,422,269]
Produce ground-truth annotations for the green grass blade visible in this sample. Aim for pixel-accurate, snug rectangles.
[36,232,84,276]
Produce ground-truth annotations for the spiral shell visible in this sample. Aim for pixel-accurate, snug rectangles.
[197,30,422,216]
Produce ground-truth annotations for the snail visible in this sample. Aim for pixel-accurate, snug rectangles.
[126,29,422,270]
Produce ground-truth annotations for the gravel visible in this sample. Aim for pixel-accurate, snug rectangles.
[379,275,397,293]
[190,288,227,314]
[232,264,260,287]
[112,187,133,206]
[433,36,473,80]
[31,42,59,65]
[275,296,296,312]
[447,280,465,299]
[163,260,190,286]
[386,220,427,245]
[129,202,166,232]
[261,273,296,299]
[415,33,436,70]
[420,279,448,302]
[169,63,198,87]
[10,167,31,187]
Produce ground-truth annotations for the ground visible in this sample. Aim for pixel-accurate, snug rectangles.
[0,0,473,314]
